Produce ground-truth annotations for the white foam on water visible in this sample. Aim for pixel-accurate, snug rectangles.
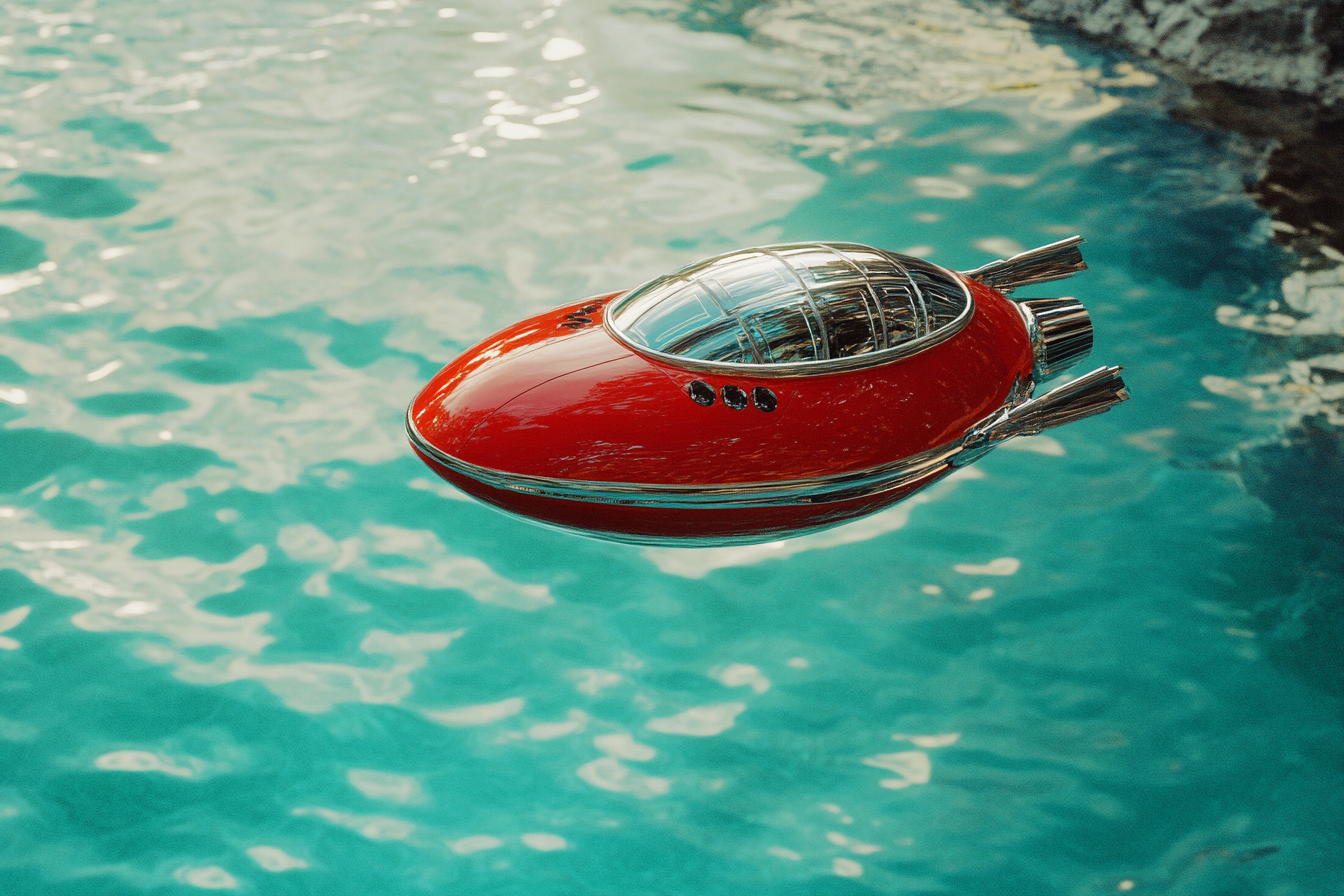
[972,236,1026,257]
[424,697,525,727]
[863,751,932,789]
[278,523,551,609]
[156,628,464,714]
[568,669,623,695]
[528,710,589,740]
[953,557,1020,576]
[449,835,503,854]
[645,702,746,737]
[576,757,670,799]
[832,858,863,877]
[895,733,960,749]
[999,435,1067,456]
[361,524,554,611]
[347,769,425,804]
[910,176,974,199]
[276,523,341,563]
[827,831,881,854]
[593,732,656,761]
[541,38,585,61]
[521,833,568,851]
[0,606,30,650]
[246,845,309,872]
[744,0,1124,125]
[711,663,771,694]
[173,866,239,889]
[94,750,203,778]
[407,477,473,501]
[292,806,415,841]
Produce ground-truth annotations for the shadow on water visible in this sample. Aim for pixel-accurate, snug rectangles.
[125,324,316,386]
[0,354,32,382]
[118,309,441,386]
[0,173,140,219]
[0,225,45,273]
[63,116,171,154]
[1239,419,1344,697]
[0,429,224,493]
[76,391,192,418]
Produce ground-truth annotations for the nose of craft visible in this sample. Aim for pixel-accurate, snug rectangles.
[408,304,628,461]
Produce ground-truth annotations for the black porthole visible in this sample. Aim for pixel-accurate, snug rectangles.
[752,386,777,412]
[722,384,749,410]
[688,380,715,406]
[576,304,600,314]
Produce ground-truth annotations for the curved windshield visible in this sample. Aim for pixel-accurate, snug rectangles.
[607,243,970,368]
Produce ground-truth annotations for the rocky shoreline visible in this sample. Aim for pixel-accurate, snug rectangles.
[1003,0,1343,425]
[1005,0,1341,104]
[1004,0,1342,676]
[1005,0,1342,258]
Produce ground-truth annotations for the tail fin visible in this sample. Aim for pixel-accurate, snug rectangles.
[961,236,1087,292]
[958,366,1129,462]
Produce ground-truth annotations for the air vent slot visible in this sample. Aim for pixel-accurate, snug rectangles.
[687,380,715,406]
[722,385,749,409]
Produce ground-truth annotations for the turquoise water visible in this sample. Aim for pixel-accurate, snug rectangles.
[2,1,1341,893]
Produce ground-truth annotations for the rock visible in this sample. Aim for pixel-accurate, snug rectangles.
[1004,1,1343,256]
[1005,0,1344,106]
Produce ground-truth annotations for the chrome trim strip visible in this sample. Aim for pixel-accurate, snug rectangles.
[407,364,1127,517]
[502,514,875,548]
[1015,300,1047,371]
[601,246,975,378]
[406,405,963,510]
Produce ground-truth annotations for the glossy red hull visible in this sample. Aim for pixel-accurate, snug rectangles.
[408,276,1036,545]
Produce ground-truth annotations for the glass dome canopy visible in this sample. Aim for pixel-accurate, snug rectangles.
[604,243,974,375]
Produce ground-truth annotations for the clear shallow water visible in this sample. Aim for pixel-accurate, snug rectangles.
[1,1,1341,894]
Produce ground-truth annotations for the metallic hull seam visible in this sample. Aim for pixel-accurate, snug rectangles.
[405,405,976,510]
[465,505,939,548]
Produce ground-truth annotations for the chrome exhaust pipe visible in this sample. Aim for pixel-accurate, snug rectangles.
[1018,297,1094,380]
[956,366,1130,466]
[961,235,1087,292]
[993,365,1129,436]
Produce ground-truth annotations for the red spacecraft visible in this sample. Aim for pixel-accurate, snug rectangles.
[407,237,1128,546]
